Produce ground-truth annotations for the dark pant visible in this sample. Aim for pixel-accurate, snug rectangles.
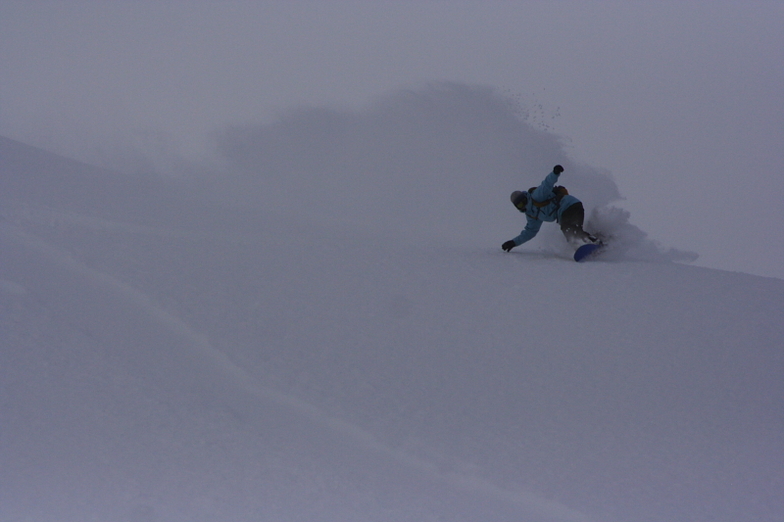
[559,202,592,243]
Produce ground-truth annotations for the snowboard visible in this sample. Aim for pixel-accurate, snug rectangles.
[574,243,603,262]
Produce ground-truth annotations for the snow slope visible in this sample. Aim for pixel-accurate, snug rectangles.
[1,86,782,522]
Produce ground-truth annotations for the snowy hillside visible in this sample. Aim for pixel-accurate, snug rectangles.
[1,86,782,522]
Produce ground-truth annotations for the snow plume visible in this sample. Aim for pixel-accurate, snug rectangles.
[214,82,695,261]
[588,206,700,263]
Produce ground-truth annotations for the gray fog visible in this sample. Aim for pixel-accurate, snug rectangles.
[1,1,782,278]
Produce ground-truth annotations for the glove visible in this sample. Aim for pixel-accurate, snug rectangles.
[553,165,564,174]
[502,240,516,252]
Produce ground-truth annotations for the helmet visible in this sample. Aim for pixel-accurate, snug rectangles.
[510,190,528,212]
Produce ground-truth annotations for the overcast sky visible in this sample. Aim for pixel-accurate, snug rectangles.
[1,1,782,278]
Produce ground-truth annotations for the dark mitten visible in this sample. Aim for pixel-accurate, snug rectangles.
[553,165,564,174]
[502,240,516,252]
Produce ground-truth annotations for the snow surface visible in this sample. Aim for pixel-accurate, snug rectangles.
[1,85,782,522]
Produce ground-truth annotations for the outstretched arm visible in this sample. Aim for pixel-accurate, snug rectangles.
[502,217,542,251]
[513,217,543,245]
[530,165,564,204]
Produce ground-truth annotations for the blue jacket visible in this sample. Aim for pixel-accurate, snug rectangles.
[512,170,581,246]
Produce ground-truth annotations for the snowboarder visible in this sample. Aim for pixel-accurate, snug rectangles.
[502,165,600,252]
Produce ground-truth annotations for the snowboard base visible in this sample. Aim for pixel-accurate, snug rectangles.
[574,243,603,262]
